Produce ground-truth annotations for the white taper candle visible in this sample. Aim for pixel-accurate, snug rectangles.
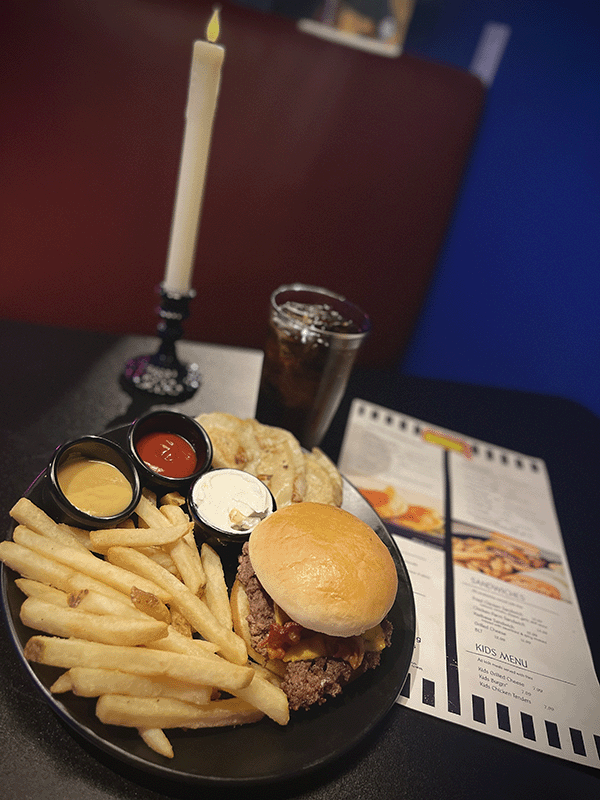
[163,8,224,294]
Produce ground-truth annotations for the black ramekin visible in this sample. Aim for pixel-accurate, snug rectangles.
[47,435,142,529]
[128,409,213,494]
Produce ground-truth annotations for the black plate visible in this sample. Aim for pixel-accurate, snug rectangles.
[1,426,416,787]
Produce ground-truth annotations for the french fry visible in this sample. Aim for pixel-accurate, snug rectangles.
[159,504,189,526]
[135,546,180,575]
[201,543,233,630]
[167,586,248,665]
[166,538,205,596]
[24,636,253,693]
[118,518,137,529]
[135,492,168,528]
[168,607,193,638]
[0,541,135,606]
[52,667,212,705]
[248,660,284,687]
[130,586,171,624]
[183,532,204,565]
[12,526,171,602]
[138,728,174,758]
[20,597,168,646]
[96,694,264,730]
[15,578,71,606]
[15,577,136,618]
[58,523,94,550]
[232,672,289,725]
[10,499,89,552]
[66,574,137,607]
[61,519,137,548]
[0,539,77,586]
[5,542,198,656]
[160,492,186,507]
[106,546,247,665]
[146,488,158,503]
[49,671,73,693]
[149,502,207,595]
[159,504,206,592]
[5,485,294,761]
[89,522,191,551]
[146,626,218,657]
[184,531,206,587]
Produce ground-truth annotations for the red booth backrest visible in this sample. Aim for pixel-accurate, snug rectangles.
[0,0,485,366]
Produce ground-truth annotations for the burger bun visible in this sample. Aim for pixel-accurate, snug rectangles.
[248,502,398,638]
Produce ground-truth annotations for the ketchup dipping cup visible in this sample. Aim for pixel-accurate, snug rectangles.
[188,468,276,546]
[47,436,142,529]
[128,410,213,492]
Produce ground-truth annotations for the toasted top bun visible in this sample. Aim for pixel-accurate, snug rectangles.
[248,502,398,637]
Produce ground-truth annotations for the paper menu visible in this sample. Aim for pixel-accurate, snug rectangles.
[338,399,600,768]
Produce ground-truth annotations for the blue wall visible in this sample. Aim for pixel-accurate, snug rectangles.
[399,0,600,418]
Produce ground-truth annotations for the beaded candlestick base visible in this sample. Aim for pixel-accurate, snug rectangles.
[122,286,201,399]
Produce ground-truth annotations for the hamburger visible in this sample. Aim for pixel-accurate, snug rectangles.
[230,502,398,711]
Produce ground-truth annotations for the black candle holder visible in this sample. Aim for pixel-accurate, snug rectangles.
[122,286,201,400]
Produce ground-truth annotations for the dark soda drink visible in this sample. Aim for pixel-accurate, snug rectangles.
[255,285,370,449]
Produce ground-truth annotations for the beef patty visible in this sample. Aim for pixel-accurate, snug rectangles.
[236,542,392,711]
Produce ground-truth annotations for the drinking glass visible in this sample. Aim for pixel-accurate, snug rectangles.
[255,283,370,450]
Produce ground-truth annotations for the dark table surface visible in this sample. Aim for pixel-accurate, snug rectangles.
[1,319,599,799]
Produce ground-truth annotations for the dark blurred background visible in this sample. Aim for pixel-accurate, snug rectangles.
[242,0,600,419]
[2,0,598,418]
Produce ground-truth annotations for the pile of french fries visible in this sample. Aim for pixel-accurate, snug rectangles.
[0,490,289,759]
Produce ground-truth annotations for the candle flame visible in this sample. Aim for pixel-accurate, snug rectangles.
[206,6,221,43]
